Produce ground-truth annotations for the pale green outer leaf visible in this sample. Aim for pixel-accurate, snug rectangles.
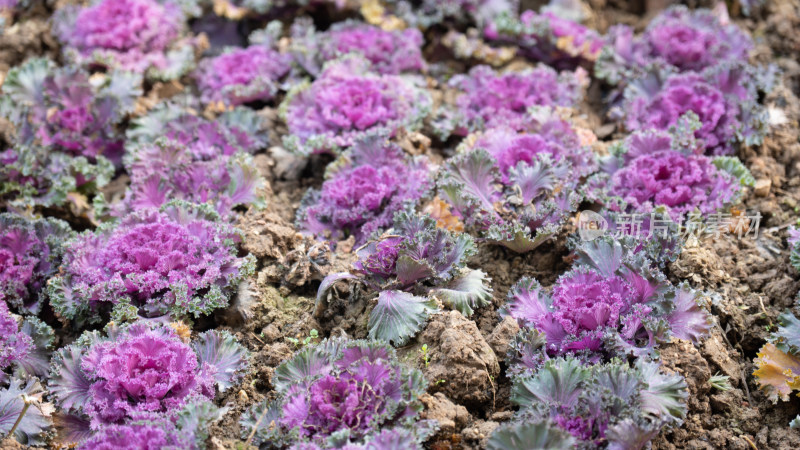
[431,269,492,316]
[487,421,575,450]
[368,290,438,346]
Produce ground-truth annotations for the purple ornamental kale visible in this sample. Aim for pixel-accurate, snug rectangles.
[472,118,596,182]
[0,145,114,211]
[623,64,769,155]
[78,417,193,450]
[47,202,255,324]
[485,10,605,69]
[291,19,426,76]
[608,150,738,221]
[122,144,262,219]
[497,357,687,448]
[297,135,431,245]
[585,118,753,221]
[194,44,292,106]
[0,58,140,165]
[53,0,195,78]
[240,339,431,448]
[50,322,248,430]
[438,111,592,252]
[336,212,491,344]
[502,237,710,359]
[0,301,32,375]
[0,213,72,314]
[281,56,431,155]
[125,102,267,154]
[121,106,267,218]
[78,399,226,450]
[596,5,752,85]
[443,64,585,136]
[353,212,475,290]
[317,213,491,346]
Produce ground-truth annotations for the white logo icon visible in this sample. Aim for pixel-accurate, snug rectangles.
[577,210,608,241]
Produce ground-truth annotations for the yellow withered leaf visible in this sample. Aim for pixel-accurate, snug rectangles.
[754,343,800,402]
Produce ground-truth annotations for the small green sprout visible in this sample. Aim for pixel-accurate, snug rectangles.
[708,372,732,391]
[286,329,320,348]
[419,344,430,368]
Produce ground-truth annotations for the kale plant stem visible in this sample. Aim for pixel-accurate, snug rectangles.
[8,395,32,438]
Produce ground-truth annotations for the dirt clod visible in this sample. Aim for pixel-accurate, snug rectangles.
[412,311,501,410]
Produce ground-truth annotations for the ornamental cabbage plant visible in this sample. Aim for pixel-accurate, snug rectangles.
[621,63,770,155]
[47,201,255,325]
[280,56,431,155]
[318,212,493,346]
[77,400,227,450]
[585,118,753,221]
[596,5,753,85]
[194,44,292,106]
[502,237,710,360]
[0,145,114,211]
[0,58,136,209]
[78,415,194,449]
[486,10,605,69]
[290,19,426,76]
[125,101,267,153]
[439,64,585,136]
[297,135,431,245]
[49,322,248,432]
[121,105,267,218]
[0,58,140,164]
[239,338,433,448]
[490,357,688,448]
[0,213,72,314]
[437,111,594,252]
[53,0,198,79]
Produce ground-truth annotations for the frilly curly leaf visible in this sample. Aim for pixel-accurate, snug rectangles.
[431,268,492,316]
[193,330,249,392]
[368,290,437,346]
[272,346,332,394]
[239,400,284,447]
[511,358,588,408]
[754,342,800,403]
[772,311,800,354]
[713,156,756,187]
[487,421,575,450]
[48,345,92,413]
[605,419,661,450]
[13,317,54,379]
[637,359,688,421]
[665,286,711,343]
